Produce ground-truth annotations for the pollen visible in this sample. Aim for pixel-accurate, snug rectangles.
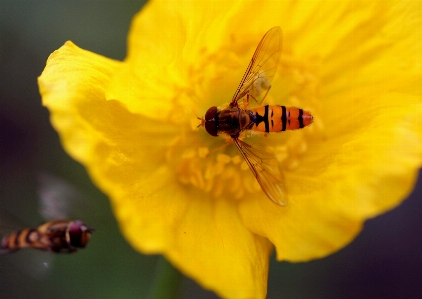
[276,50,323,168]
[232,155,242,164]
[216,154,231,164]
[170,42,322,202]
[173,142,257,200]
[198,147,209,158]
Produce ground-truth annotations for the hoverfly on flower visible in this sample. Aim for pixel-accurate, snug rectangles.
[199,27,313,206]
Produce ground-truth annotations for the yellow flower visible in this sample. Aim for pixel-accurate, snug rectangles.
[39,0,422,298]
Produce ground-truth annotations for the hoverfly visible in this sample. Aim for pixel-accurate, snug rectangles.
[0,219,94,255]
[199,27,313,205]
[0,174,95,255]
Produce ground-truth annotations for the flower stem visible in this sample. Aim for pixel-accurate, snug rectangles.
[146,256,182,299]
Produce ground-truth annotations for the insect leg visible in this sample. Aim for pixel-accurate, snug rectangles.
[208,138,233,155]
[258,84,271,105]
[238,94,251,110]
[245,94,251,109]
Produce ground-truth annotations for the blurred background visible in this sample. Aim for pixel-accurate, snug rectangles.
[1,1,421,298]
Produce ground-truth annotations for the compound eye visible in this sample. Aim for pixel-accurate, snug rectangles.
[68,220,92,248]
[205,106,218,121]
[204,107,218,137]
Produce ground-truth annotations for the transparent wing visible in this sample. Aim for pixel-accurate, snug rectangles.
[1,249,54,279]
[37,173,96,222]
[231,27,281,107]
[0,174,93,277]
[233,139,287,206]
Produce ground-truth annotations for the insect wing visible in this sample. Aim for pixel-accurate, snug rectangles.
[0,213,54,278]
[233,139,287,205]
[37,173,95,222]
[0,174,96,279]
[231,26,281,107]
[37,173,97,249]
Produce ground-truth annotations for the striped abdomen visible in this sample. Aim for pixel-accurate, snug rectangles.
[1,226,54,253]
[250,105,313,133]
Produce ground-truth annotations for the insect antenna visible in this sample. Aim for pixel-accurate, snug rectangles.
[196,115,205,128]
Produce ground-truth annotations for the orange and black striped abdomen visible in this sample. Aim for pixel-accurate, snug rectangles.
[1,220,69,254]
[250,105,313,133]
[1,228,45,252]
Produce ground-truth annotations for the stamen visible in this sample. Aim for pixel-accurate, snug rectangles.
[232,155,242,164]
[216,154,231,164]
[170,47,322,201]
[198,147,209,158]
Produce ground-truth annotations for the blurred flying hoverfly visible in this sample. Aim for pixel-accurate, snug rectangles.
[0,174,95,255]
[199,27,313,205]
[0,220,94,255]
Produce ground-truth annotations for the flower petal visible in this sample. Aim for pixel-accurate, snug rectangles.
[240,97,422,261]
[107,0,246,120]
[39,1,422,298]
[38,41,122,165]
[39,41,273,299]
[117,177,273,299]
[238,0,422,261]
[106,0,303,121]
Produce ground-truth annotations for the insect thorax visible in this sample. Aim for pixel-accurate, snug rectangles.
[217,108,251,136]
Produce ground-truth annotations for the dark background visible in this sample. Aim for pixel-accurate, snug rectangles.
[1,1,421,298]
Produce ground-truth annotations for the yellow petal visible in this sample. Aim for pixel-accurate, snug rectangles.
[107,0,246,120]
[240,99,422,261]
[238,0,422,261]
[38,0,422,298]
[39,41,122,165]
[117,175,273,298]
[39,40,273,299]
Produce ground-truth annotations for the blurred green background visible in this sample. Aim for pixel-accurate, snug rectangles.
[1,1,421,299]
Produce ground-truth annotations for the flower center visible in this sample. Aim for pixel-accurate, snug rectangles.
[167,47,322,201]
